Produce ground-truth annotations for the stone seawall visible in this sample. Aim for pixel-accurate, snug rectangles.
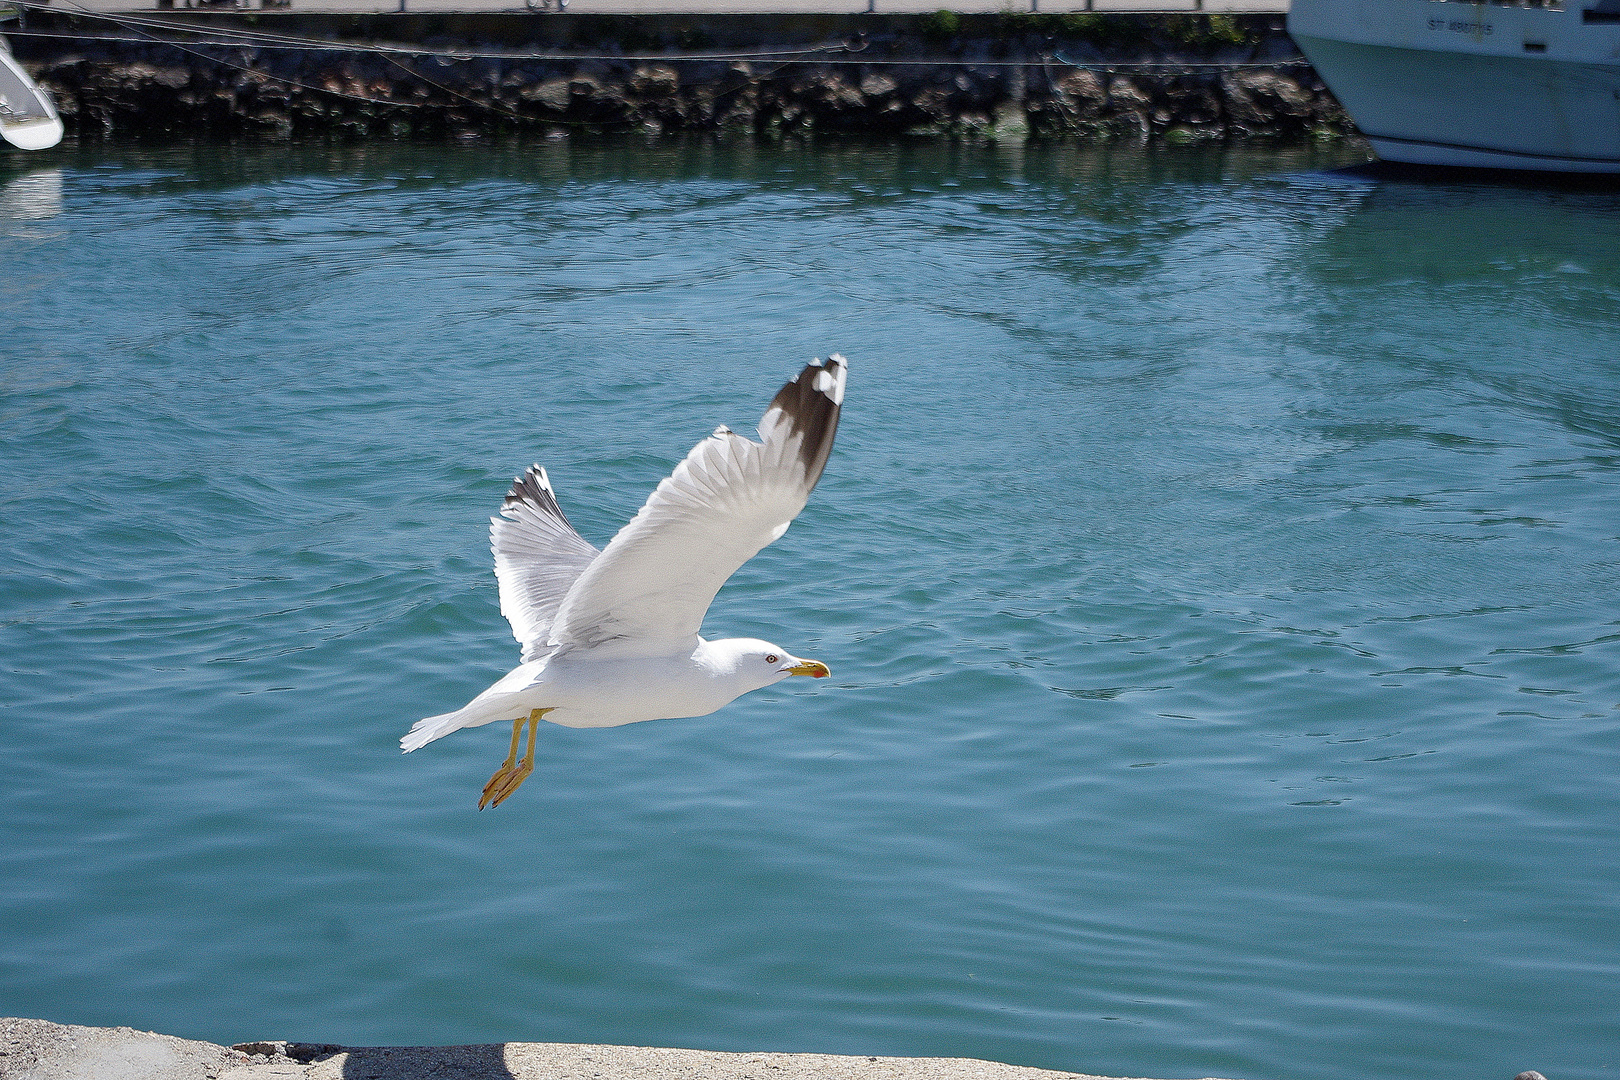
[6,11,1350,142]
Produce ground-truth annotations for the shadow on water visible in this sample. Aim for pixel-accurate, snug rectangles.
[1332,157,1620,193]
[1298,156,1620,458]
[1307,155,1620,291]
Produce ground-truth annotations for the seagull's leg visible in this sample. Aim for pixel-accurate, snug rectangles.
[479,718,526,809]
[480,708,550,810]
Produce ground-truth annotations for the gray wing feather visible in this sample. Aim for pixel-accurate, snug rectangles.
[490,466,601,663]
[548,355,845,657]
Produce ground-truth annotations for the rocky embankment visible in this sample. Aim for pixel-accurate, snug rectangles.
[6,12,1350,142]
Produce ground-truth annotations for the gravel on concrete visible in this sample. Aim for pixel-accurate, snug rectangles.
[0,1018,250,1080]
[2,1019,1244,1080]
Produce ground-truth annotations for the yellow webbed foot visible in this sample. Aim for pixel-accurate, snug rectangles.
[478,708,548,810]
[480,759,533,809]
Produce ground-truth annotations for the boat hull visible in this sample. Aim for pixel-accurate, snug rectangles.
[1,41,62,151]
[1290,0,1620,174]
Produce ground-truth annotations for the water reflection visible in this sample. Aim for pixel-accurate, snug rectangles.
[1308,178,1620,288]
[0,167,61,219]
[34,136,1370,197]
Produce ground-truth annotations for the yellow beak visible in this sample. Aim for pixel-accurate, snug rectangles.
[786,659,831,678]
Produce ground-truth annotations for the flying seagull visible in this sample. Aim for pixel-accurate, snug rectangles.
[402,356,846,808]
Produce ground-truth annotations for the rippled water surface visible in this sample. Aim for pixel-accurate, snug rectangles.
[3,140,1618,1080]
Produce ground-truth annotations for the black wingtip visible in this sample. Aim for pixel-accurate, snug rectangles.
[766,355,846,487]
[502,465,553,514]
[499,466,584,538]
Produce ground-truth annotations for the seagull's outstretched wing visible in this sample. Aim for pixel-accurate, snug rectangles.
[548,355,845,658]
[491,466,601,662]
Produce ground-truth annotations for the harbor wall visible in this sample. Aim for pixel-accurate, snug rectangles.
[5,11,1351,142]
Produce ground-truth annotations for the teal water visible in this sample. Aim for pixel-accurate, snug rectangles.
[2,140,1618,1080]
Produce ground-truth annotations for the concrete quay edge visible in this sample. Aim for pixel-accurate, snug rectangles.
[0,1018,1246,1080]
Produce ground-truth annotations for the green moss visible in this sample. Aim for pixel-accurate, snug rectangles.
[1205,15,1251,46]
[920,9,961,41]
[1015,13,1266,53]
[1158,14,1256,49]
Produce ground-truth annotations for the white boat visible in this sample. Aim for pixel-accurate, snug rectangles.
[1289,0,1620,173]
[0,33,63,151]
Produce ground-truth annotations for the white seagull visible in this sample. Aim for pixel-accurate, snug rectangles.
[402,356,846,808]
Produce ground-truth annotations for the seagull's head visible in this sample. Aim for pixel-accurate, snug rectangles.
[707,637,831,691]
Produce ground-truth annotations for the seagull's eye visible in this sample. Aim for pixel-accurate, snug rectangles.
[765,654,779,664]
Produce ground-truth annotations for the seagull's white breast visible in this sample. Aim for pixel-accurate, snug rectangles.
[533,648,769,729]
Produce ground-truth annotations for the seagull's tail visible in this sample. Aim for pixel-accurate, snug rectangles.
[400,709,473,753]
[402,661,550,753]
[400,691,534,753]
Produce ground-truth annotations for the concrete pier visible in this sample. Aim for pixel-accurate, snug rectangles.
[1,1019,1247,1080]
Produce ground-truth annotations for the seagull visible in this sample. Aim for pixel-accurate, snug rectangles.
[402,356,846,808]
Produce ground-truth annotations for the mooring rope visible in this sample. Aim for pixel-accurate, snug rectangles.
[5,0,864,61]
[1051,48,1311,74]
[3,0,869,121]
